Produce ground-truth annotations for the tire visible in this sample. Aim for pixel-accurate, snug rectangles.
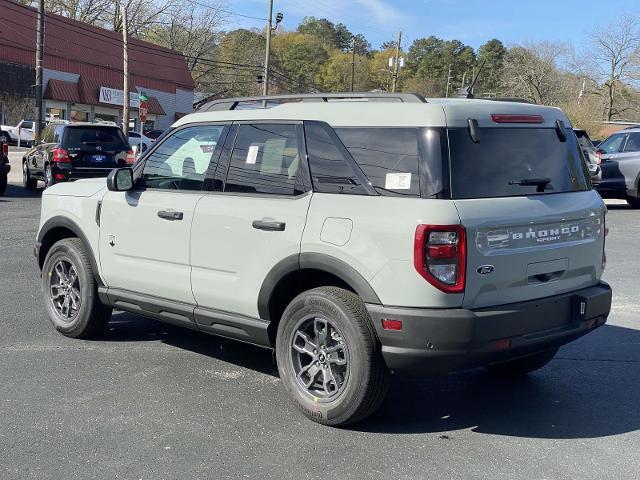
[0,172,6,196]
[0,132,9,144]
[486,347,559,377]
[23,161,37,190]
[627,197,640,209]
[44,164,54,188]
[275,287,390,426]
[41,238,112,338]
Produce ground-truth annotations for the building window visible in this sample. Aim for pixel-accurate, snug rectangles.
[46,107,66,121]
[71,110,89,122]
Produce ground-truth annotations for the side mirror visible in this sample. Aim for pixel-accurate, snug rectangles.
[107,167,134,192]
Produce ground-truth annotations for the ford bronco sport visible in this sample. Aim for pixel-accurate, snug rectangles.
[36,93,612,426]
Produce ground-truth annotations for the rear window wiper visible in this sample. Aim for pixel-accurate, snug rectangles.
[509,177,551,192]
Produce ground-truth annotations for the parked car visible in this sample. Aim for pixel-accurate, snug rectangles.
[35,93,611,426]
[573,128,601,183]
[593,127,640,208]
[0,119,44,146]
[143,129,165,141]
[22,122,133,190]
[0,137,9,195]
[128,131,152,152]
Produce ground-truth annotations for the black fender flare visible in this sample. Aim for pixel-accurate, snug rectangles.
[37,216,104,286]
[257,252,381,320]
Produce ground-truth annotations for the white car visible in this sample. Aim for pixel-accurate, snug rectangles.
[34,93,612,426]
[127,132,152,153]
[0,119,42,145]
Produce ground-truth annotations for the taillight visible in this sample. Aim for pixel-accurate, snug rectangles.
[596,149,602,165]
[414,225,466,293]
[52,148,71,163]
[2,142,7,156]
[126,150,135,164]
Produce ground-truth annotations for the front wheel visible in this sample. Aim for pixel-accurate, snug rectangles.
[486,347,559,376]
[276,287,390,426]
[42,238,112,338]
[23,161,37,190]
[627,197,640,209]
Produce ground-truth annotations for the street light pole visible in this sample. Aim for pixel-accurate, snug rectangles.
[262,0,274,97]
[34,0,45,143]
[121,1,129,136]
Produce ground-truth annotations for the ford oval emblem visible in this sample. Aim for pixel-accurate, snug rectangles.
[477,265,494,275]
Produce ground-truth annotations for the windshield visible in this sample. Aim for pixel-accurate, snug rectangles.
[598,133,625,154]
[63,127,129,151]
[448,127,590,199]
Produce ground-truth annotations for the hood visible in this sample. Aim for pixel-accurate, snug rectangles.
[43,178,107,198]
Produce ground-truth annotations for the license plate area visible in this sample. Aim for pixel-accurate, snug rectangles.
[88,154,110,163]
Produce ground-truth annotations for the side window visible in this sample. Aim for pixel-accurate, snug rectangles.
[304,122,366,195]
[141,125,225,191]
[225,124,302,195]
[598,134,625,154]
[623,132,640,153]
[53,126,64,143]
[335,128,421,196]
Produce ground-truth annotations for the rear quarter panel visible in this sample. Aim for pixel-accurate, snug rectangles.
[302,194,463,308]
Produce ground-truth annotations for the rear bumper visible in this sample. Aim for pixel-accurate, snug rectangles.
[366,282,612,375]
[52,165,114,180]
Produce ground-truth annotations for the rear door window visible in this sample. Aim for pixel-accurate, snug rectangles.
[225,124,304,195]
[63,127,129,152]
[448,127,590,199]
[335,128,421,196]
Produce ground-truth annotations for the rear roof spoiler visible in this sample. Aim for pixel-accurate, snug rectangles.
[197,92,427,112]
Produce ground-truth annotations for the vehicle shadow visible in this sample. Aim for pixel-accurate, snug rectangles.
[98,313,639,439]
[0,183,42,199]
[103,311,278,377]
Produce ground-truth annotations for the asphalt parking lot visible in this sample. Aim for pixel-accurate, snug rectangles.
[1,149,639,479]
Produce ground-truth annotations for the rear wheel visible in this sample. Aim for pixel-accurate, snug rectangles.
[0,132,9,144]
[486,347,559,376]
[23,161,37,190]
[42,238,112,338]
[276,287,390,426]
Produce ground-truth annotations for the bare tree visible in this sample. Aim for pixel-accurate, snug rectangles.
[587,13,640,120]
[501,42,569,105]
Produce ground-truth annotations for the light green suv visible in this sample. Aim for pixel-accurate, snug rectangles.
[36,93,612,426]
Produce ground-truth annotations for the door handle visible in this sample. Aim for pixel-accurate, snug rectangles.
[158,210,183,221]
[252,219,286,231]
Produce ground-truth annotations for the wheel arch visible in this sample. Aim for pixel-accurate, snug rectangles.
[258,253,381,344]
[37,216,104,286]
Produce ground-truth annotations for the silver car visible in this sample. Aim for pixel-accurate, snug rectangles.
[574,128,601,183]
[595,127,640,208]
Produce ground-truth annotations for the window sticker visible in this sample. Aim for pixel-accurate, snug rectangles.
[246,145,259,164]
[385,172,412,190]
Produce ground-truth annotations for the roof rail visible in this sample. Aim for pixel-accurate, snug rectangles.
[197,92,427,111]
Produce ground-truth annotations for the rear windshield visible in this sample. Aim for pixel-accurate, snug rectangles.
[63,127,129,151]
[447,127,590,199]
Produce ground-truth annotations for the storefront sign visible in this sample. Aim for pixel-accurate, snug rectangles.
[99,87,141,108]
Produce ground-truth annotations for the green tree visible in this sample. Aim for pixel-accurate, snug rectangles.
[272,32,328,92]
[211,29,265,96]
[474,39,506,96]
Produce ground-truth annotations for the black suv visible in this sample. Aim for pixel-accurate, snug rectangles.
[22,123,133,190]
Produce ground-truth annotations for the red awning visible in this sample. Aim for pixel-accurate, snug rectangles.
[44,79,80,103]
[146,96,165,115]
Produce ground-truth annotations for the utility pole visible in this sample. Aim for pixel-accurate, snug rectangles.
[262,0,274,97]
[350,36,356,92]
[34,0,44,143]
[120,1,129,136]
[445,64,453,98]
[391,31,402,93]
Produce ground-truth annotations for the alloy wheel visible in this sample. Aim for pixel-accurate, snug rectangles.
[289,316,349,400]
[49,259,81,321]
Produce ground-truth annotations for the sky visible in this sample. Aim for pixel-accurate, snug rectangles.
[226,0,640,51]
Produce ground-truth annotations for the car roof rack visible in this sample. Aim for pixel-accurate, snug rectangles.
[198,92,427,111]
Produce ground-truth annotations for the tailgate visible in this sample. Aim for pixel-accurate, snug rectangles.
[455,191,606,309]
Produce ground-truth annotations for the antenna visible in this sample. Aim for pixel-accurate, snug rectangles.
[457,59,487,99]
